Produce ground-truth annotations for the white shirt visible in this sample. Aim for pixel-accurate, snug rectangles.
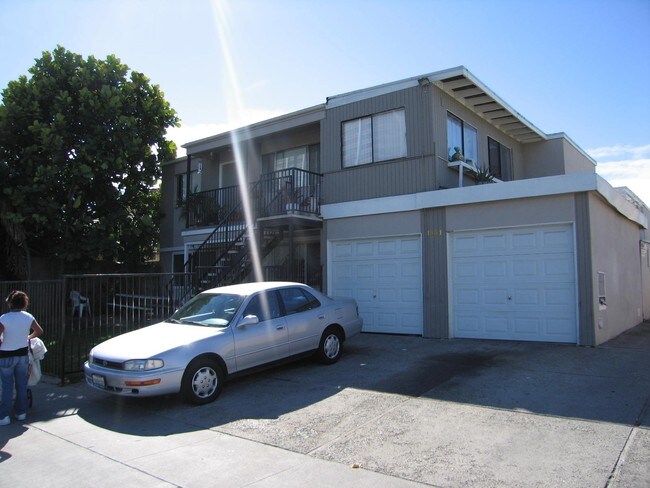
[0,310,34,351]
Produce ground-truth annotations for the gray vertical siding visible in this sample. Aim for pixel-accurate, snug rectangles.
[421,207,449,338]
[574,193,595,346]
[322,85,437,203]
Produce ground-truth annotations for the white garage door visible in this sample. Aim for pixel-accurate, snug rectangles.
[451,224,577,343]
[330,236,423,334]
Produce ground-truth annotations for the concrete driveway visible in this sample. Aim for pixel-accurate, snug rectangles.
[2,323,649,487]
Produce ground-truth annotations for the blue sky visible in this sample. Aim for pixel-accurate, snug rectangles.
[1,0,649,203]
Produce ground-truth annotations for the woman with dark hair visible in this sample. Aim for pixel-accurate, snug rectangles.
[0,290,43,425]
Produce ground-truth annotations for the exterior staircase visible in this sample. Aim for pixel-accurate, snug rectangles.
[174,168,322,306]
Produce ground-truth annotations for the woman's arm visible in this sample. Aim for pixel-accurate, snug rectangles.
[28,319,43,340]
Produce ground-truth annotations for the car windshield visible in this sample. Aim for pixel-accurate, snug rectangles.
[168,293,244,328]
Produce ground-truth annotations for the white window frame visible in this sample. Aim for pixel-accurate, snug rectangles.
[342,108,406,168]
[447,112,478,165]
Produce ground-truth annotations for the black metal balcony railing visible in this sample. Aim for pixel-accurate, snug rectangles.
[186,168,322,228]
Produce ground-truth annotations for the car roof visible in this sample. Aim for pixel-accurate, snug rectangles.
[201,281,306,296]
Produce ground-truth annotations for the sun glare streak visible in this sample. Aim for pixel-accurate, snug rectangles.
[212,0,265,285]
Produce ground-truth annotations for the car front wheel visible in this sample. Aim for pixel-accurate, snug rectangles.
[181,357,224,405]
[317,328,343,364]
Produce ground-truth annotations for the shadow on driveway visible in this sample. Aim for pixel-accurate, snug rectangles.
[32,322,650,439]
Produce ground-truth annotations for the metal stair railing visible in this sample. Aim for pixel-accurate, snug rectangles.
[174,168,322,305]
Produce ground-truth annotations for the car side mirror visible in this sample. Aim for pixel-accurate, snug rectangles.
[237,314,260,328]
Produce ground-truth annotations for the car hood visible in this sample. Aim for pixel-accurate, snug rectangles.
[91,321,227,361]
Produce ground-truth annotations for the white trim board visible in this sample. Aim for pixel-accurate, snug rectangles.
[321,173,648,229]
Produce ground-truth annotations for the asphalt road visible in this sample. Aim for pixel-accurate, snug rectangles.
[2,322,649,487]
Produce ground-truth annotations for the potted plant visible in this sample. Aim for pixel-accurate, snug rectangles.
[473,164,495,184]
[450,146,464,162]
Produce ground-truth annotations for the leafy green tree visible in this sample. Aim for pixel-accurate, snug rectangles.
[0,46,179,277]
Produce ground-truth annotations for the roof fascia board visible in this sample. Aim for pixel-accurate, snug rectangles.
[321,173,647,229]
[325,66,468,109]
[162,156,187,167]
[184,104,325,155]
[325,78,420,108]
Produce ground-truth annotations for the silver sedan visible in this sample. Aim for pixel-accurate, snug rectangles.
[84,282,363,404]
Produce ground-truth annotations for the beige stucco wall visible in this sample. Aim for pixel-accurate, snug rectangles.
[588,193,645,344]
[642,240,650,321]
[446,194,576,231]
[520,139,565,179]
[561,138,596,174]
[518,136,595,180]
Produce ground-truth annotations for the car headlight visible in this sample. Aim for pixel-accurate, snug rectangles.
[122,359,164,371]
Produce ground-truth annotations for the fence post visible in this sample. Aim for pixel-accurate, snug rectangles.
[60,275,68,385]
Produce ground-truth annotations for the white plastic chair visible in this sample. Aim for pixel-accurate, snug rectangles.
[70,291,91,317]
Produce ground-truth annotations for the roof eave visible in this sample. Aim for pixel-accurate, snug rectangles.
[429,67,547,144]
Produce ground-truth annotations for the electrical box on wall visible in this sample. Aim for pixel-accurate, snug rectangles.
[597,272,607,311]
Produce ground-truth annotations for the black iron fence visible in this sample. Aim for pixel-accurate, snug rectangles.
[0,273,192,384]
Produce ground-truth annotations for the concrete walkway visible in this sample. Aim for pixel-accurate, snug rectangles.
[2,323,649,487]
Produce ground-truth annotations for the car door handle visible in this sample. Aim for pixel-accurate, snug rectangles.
[276,325,285,330]
[318,315,325,319]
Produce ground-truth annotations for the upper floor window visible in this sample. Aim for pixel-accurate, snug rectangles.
[447,112,478,164]
[488,137,512,180]
[262,144,320,174]
[176,170,201,207]
[342,109,406,168]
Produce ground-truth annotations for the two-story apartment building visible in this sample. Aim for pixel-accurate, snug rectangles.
[160,66,650,346]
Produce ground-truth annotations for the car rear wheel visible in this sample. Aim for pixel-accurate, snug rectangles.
[181,358,224,405]
[317,328,343,364]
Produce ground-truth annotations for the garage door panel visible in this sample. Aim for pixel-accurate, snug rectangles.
[400,237,422,255]
[377,287,398,301]
[546,317,575,338]
[377,240,397,255]
[377,263,396,279]
[483,234,508,252]
[401,287,422,302]
[331,235,423,335]
[356,241,374,257]
[543,228,573,248]
[485,261,508,278]
[456,289,480,305]
[355,288,375,302]
[485,316,509,333]
[543,256,574,277]
[512,231,537,250]
[512,260,537,277]
[400,313,424,332]
[332,242,354,259]
[513,317,541,335]
[356,264,374,280]
[401,261,421,278]
[451,224,577,343]
[484,289,509,305]
[545,287,575,306]
[455,315,480,334]
[514,289,539,305]
[333,263,353,279]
